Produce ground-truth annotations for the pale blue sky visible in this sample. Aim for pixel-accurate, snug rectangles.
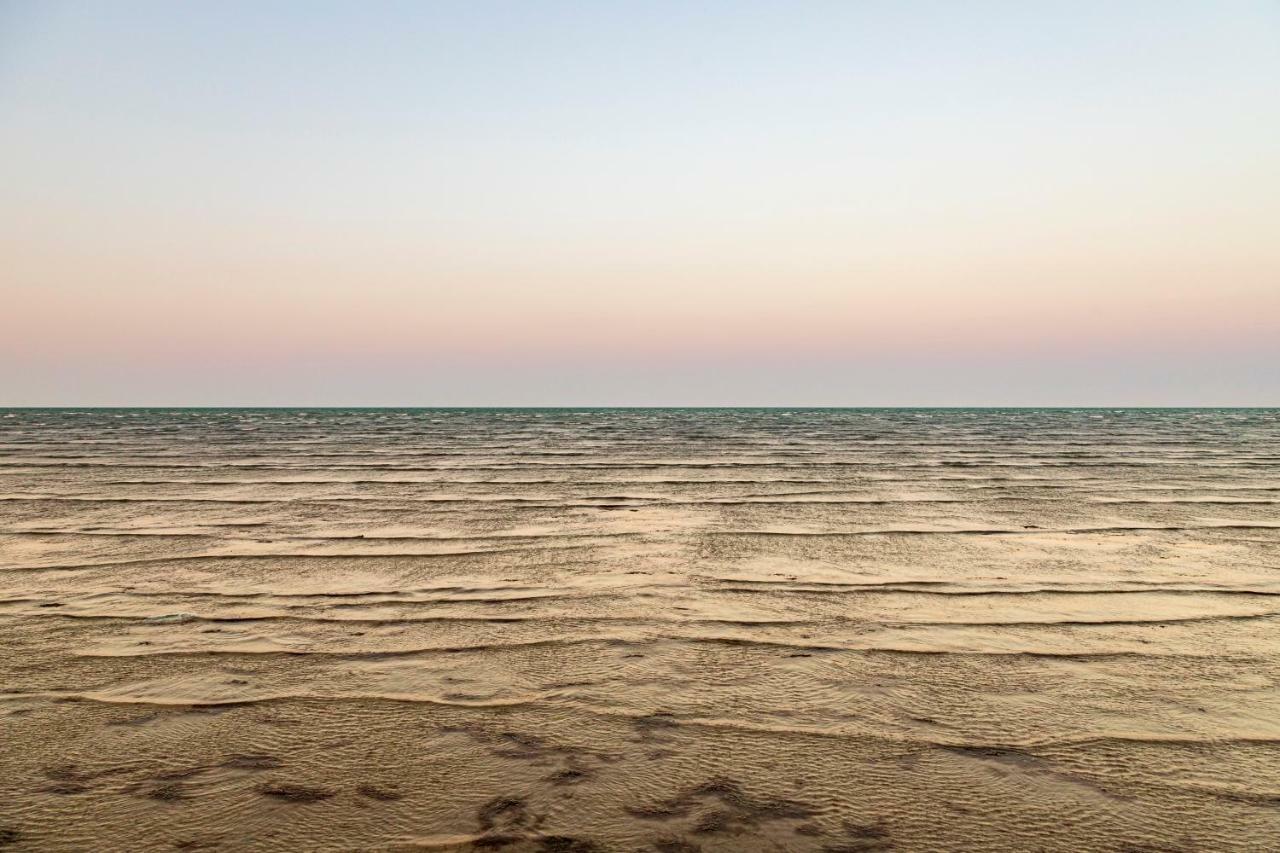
[2,1,1278,405]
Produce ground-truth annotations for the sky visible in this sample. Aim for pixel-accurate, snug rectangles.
[2,0,1277,406]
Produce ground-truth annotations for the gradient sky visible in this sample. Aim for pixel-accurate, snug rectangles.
[2,1,1278,406]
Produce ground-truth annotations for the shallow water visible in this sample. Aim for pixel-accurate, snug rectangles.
[2,408,1279,851]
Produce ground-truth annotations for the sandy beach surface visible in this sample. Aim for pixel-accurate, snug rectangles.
[2,408,1279,852]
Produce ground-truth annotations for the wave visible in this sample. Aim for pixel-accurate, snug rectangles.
[892,613,1280,627]
[707,524,1280,537]
[703,579,1280,597]
[0,690,550,710]
[2,545,596,573]
[73,636,626,658]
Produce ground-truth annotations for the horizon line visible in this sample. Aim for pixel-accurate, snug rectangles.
[4,405,1277,411]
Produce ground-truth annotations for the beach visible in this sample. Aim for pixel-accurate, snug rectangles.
[2,408,1279,851]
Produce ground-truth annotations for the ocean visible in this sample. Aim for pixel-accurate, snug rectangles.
[2,408,1279,850]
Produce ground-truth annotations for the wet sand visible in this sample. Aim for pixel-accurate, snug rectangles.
[2,408,1279,851]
